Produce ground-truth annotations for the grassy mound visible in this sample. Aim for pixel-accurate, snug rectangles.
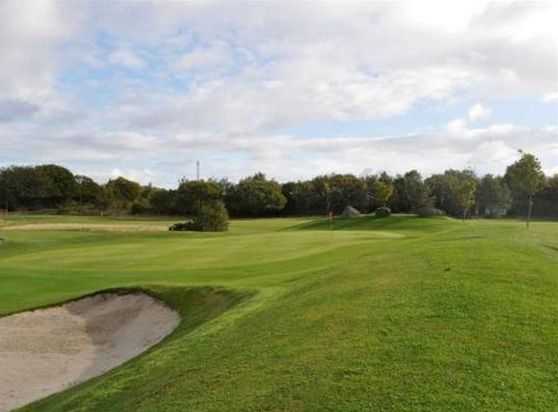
[1,214,558,411]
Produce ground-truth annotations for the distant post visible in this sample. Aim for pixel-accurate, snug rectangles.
[3,185,8,219]
[527,195,534,229]
[75,175,84,214]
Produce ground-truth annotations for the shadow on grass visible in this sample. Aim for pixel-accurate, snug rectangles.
[285,214,454,233]
[543,244,558,254]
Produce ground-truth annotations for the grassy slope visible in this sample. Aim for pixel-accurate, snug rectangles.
[1,215,558,411]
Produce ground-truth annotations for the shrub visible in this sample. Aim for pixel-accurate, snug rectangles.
[375,206,391,218]
[169,222,190,231]
[194,201,229,232]
[56,202,99,215]
[169,201,229,232]
[416,207,445,218]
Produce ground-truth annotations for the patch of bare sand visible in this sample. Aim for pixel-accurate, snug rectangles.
[0,293,180,412]
[2,223,170,232]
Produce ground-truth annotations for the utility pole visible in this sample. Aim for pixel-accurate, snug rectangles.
[76,176,83,214]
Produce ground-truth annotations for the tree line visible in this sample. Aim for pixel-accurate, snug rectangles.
[0,153,555,222]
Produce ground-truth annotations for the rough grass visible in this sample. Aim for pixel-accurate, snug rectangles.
[2,215,558,411]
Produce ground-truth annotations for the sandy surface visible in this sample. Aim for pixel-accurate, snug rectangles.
[0,293,180,412]
[2,223,170,232]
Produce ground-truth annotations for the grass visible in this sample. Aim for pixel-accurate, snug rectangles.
[1,214,558,411]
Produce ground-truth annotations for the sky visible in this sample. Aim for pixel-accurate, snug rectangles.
[0,0,557,188]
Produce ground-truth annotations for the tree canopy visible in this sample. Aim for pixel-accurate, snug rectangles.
[505,152,545,227]
[226,173,286,217]
[1,152,556,222]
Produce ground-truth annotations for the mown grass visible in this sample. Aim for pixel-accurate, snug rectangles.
[1,214,558,411]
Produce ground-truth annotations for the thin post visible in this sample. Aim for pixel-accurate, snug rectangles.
[527,195,533,229]
[4,185,7,217]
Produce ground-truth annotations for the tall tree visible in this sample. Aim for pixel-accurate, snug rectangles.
[362,173,394,212]
[426,169,478,218]
[95,185,115,215]
[105,177,141,210]
[311,176,332,215]
[454,178,477,221]
[176,179,224,215]
[505,152,545,228]
[535,175,558,218]
[477,175,512,217]
[371,179,394,207]
[326,174,367,214]
[390,175,408,213]
[35,164,77,207]
[75,175,102,210]
[149,188,177,215]
[226,173,286,217]
[403,170,431,211]
[0,166,50,210]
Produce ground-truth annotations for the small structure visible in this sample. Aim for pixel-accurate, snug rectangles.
[341,206,361,218]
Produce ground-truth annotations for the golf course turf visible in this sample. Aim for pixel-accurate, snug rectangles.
[1,214,558,411]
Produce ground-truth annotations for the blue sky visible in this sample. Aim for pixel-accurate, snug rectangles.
[0,1,557,187]
[281,98,558,138]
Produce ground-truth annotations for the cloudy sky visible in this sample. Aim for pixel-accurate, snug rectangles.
[1,1,557,187]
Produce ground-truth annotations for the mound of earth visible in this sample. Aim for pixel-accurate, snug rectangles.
[0,292,179,412]
[341,206,361,218]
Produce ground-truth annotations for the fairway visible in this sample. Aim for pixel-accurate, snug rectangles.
[1,215,558,411]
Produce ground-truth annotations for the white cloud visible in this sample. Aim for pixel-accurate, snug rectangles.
[174,42,232,71]
[108,48,145,69]
[543,92,558,103]
[1,0,557,185]
[0,1,80,99]
[3,117,557,186]
[447,118,468,135]
[468,103,491,122]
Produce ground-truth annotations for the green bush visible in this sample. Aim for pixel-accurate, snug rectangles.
[194,201,229,231]
[170,201,229,232]
[169,222,189,231]
[416,207,445,218]
[375,206,391,218]
[55,202,100,216]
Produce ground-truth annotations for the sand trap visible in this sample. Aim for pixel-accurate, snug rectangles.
[0,293,180,412]
[2,223,169,232]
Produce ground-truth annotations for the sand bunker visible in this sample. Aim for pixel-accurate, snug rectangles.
[2,223,170,232]
[0,292,180,412]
